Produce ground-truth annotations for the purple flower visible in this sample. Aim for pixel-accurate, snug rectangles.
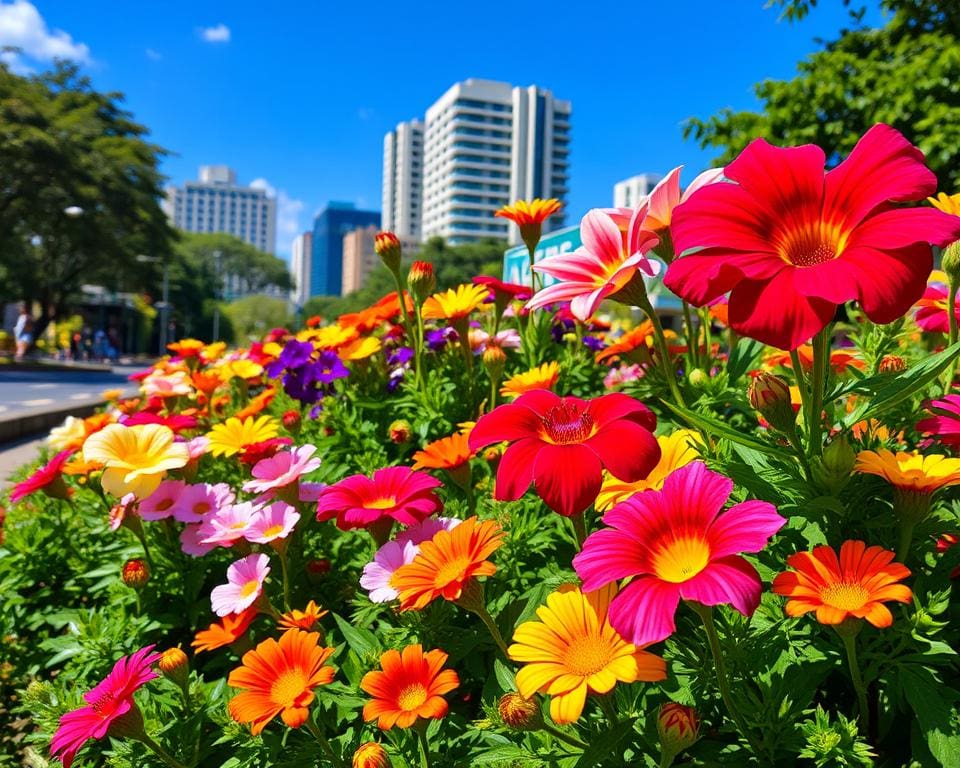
[583,335,605,352]
[266,339,314,378]
[387,347,414,367]
[426,327,458,351]
[314,351,349,384]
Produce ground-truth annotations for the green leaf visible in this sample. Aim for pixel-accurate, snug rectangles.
[900,665,960,768]
[661,400,796,462]
[469,745,541,765]
[331,613,380,658]
[727,338,765,381]
[573,717,638,768]
[494,657,517,693]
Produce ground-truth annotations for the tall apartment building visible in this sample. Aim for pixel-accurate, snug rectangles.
[310,203,381,296]
[290,231,313,307]
[382,120,424,240]
[342,225,419,295]
[164,165,277,254]
[613,173,664,209]
[383,79,571,246]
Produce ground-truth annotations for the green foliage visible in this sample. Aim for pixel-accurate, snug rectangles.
[798,706,875,766]
[222,296,293,343]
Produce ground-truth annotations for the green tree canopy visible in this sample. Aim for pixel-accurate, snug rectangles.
[0,60,174,335]
[685,0,960,188]
[222,296,292,343]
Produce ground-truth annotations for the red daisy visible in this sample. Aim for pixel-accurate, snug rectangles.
[316,465,442,530]
[664,124,960,350]
[10,450,73,504]
[468,390,660,516]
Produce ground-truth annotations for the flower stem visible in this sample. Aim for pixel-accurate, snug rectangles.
[790,348,811,437]
[690,603,761,756]
[306,717,345,768]
[541,720,589,750]
[597,694,619,728]
[806,327,830,458]
[278,546,291,612]
[945,280,959,391]
[570,512,588,551]
[137,734,190,768]
[896,520,916,564]
[635,289,685,407]
[839,630,869,736]
[476,604,511,659]
[682,301,699,369]
[415,720,432,768]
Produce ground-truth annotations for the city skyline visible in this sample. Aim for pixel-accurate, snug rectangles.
[1,1,877,260]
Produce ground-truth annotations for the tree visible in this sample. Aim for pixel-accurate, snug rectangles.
[0,60,175,337]
[684,1,960,187]
[222,296,293,343]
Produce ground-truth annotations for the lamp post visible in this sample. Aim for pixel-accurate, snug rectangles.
[137,254,169,356]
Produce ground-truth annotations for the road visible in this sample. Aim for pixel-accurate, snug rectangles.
[0,365,144,417]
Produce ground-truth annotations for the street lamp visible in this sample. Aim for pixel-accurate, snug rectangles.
[137,254,169,356]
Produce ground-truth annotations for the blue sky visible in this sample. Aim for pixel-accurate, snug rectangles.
[2,0,875,259]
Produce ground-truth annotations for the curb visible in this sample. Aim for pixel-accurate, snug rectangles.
[0,401,107,444]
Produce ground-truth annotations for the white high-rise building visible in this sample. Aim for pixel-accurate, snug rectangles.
[164,165,277,254]
[382,120,424,240]
[408,79,570,245]
[613,173,663,210]
[290,231,312,308]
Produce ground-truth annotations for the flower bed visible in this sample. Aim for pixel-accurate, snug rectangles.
[3,123,960,767]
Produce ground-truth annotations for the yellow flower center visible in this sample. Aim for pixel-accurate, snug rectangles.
[397,683,428,712]
[651,537,711,583]
[434,556,470,587]
[261,524,285,539]
[230,522,248,530]
[563,635,614,678]
[820,582,869,611]
[365,497,397,510]
[156,498,175,511]
[270,669,309,707]
[240,579,261,598]
[777,222,846,268]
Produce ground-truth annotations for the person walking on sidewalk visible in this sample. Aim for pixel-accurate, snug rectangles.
[13,303,34,362]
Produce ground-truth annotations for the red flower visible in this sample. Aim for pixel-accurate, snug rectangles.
[664,124,960,350]
[468,391,660,516]
[316,466,442,530]
[238,437,294,466]
[472,276,533,302]
[122,412,199,433]
[10,450,73,503]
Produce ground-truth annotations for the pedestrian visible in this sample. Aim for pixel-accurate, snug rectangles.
[13,302,33,362]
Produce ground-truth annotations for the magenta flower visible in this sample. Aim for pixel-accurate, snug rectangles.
[210,553,271,616]
[172,482,235,523]
[573,462,785,646]
[50,645,161,768]
[246,502,301,544]
[243,444,321,496]
[197,501,259,546]
[180,523,217,557]
[316,465,442,531]
[917,394,960,451]
[526,207,660,321]
[138,479,186,521]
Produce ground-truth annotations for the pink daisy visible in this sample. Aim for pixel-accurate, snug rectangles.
[573,461,786,646]
[180,523,218,557]
[210,553,271,616]
[10,449,73,504]
[108,493,137,531]
[316,465,442,531]
[916,394,960,451]
[173,482,235,523]
[245,502,301,544]
[138,479,186,521]
[50,645,161,768]
[198,501,260,546]
[243,444,321,496]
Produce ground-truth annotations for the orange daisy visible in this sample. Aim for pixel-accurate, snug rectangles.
[411,432,474,472]
[192,606,259,653]
[772,540,912,627]
[854,449,960,495]
[494,198,562,226]
[168,338,205,358]
[509,584,667,724]
[360,644,460,730]
[233,389,277,421]
[228,628,336,733]
[392,516,505,611]
[594,321,656,364]
[499,361,560,399]
[278,600,328,631]
[421,284,490,322]
[764,345,865,374]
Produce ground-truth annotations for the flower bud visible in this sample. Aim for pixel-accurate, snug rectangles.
[812,435,857,494]
[306,315,322,329]
[687,368,708,388]
[158,647,189,685]
[121,558,150,589]
[942,240,960,283]
[282,409,302,433]
[374,232,403,274]
[482,345,507,382]
[878,355,906,374]
[483,446,502,473]
[748,372,796,433]
[353,742,391,768]
[306,558,331,584]
[388,419,412,445]
[658,703,699,763]
[498,692,540,730]
[407,261,436,304]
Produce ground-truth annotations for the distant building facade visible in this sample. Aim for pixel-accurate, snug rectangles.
[382,120,424,240]
[341,225,419,295]
[613,173,663,209]
[290,231,313,307]
[310,203,381,296]
[163,165,277,254]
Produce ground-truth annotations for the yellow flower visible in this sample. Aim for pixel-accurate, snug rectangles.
[310,323,359,349]
[595,430,703,511]
[338,336,381,361]
[48,416,88,452]
[929,192,960,217]
[218,359,264,381]
[494,198,562,226]
[509,584,666,725]
[499,362,560,399]
[203,341,227,361]
[421,284,490,322]
[101,388,123,402]
[854,450,960,494]
[262,341,284,359]
[206,415,280,457]
[82,423,189,499]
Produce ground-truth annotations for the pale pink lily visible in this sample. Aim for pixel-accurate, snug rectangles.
[527,206,661,321]
[644,165,726,235]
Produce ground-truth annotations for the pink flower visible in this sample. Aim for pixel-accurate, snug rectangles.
[10,449,73,504]
[643,165,726,236]
[573,461,785,646]
[185,435,210,459]
[210,553,271,616]
[246,502,301,544]
[243,444,321,496]
[299,481,326,502]
[180,523,218,557]
[142,370,192,398]
[50,645,161,768]
[173,482,235,523]
[138,479,186,521]
[470,328,522,353]
[916,394,960,451]
[197,501,260,546]
[914,280,960,334]
[604,363,645,390]
[316,465,442,530]
[360,517,462,602]
[108,493,137,531]
[526,207,660,321]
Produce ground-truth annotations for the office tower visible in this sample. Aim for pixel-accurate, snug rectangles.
[382,119,424,240]
[310,203,380,296]
[613,173,664,209]
[341,225,419,295]
[290,231,313,307]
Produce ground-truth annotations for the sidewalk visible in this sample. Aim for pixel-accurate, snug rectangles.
[0,434,44,490]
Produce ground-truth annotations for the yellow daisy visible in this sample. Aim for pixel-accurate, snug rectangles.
[207,415,280,458]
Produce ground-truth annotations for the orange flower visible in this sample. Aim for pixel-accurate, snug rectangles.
[278,600,328,631]
[233,389,277,421]
[764,345,865,374]
[339,292,413,334]
[854,450,960,495]
[168,338,205,358]
[391,516,505,611]
[594,322,656,364]
[499,362,559,399]
[421,284,489,322]
[411,432,474,471]
[192,370,223,396]
[360,644,459,730]
[192,607,259,653]
[228,628,336,734]
[494,198,562,226]
[772,540,911,627]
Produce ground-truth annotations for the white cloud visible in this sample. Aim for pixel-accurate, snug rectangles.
[199,23,230,43]
[251,178,304,257]
[145,47,161,60]
[0,0,90,72]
